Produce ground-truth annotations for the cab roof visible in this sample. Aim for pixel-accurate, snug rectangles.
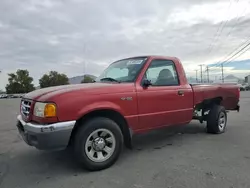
[119,55,180,62]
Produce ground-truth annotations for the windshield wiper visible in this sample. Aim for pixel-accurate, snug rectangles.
[100,77,121,83]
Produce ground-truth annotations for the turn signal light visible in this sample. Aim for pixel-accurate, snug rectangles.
[44,103,57,117]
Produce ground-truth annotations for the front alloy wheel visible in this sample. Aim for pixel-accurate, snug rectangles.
[85,129,116,163]
[74,117,123,171]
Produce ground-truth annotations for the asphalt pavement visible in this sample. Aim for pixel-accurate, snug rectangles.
[0,92,250,188]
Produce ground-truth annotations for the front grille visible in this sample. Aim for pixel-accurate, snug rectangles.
[21,99,32,118]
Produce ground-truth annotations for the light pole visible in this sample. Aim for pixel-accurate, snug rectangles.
[195,69,198,83]
[199,64,205,83]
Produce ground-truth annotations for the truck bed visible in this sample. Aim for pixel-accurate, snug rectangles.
[191,83,240,110]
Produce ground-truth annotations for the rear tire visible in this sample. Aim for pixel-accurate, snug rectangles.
[73,117,123,171]
[206,105,227,134]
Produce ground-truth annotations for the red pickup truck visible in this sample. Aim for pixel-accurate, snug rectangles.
[16,56,240,171]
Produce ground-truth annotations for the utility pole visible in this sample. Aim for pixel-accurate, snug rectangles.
[206,66,209,83]
[199,64,203,83]
[195,70,198,83]
[221,64,224,83]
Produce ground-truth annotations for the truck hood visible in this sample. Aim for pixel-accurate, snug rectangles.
[24,83,132,101]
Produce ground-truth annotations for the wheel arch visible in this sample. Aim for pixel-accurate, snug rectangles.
[69,109,133,149]
[195,96,223,111]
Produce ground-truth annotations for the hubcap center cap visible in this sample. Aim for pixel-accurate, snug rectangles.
[93,137,105,151]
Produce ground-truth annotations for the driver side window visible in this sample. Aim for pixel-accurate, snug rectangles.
[145,60,179,86]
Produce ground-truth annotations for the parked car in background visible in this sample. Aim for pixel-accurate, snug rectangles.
[2,94,23,98]
[12,94,22,98]
[7,94,15,98]
[0,94,8,99]
[245,85,250,91]
[16,55,240,171]
[238,84,246,91]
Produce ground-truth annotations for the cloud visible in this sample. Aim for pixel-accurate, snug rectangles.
[0,0,250,89]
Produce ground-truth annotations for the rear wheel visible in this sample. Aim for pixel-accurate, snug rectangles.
[74,117,123,171]
[206,105,227,134]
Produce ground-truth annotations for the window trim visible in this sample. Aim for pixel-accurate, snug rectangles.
[140,59,180,87]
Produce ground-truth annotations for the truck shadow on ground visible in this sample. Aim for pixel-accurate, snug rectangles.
[131,122,207,151]
[9,122,207,178]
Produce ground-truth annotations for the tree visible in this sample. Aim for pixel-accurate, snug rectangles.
[39,71,69,88]
[5,69,35,94]
[81,75,94,83]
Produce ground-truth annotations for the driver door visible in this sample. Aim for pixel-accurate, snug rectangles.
[136,59,192,131]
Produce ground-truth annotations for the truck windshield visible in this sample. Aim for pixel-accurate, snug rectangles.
[96,57,147,83]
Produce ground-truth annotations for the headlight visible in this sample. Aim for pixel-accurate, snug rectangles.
[34,102,57,118]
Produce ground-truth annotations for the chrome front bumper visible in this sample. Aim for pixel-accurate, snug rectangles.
[16,115,76,150]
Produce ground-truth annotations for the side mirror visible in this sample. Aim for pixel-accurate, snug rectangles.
[142,79,152,88]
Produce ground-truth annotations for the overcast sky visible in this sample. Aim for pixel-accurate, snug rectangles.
[0,0,250,90]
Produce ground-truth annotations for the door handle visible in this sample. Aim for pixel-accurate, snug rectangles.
[178,90,184,96]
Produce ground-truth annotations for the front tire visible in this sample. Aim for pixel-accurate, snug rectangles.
[206,105,227,134]
[74,117,123,171]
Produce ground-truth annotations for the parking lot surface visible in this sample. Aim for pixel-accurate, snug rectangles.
[0,92,250,188]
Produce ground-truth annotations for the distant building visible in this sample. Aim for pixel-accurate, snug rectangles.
[224,74,239,84]
[69,74,97,84]
[245,75,250,85]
